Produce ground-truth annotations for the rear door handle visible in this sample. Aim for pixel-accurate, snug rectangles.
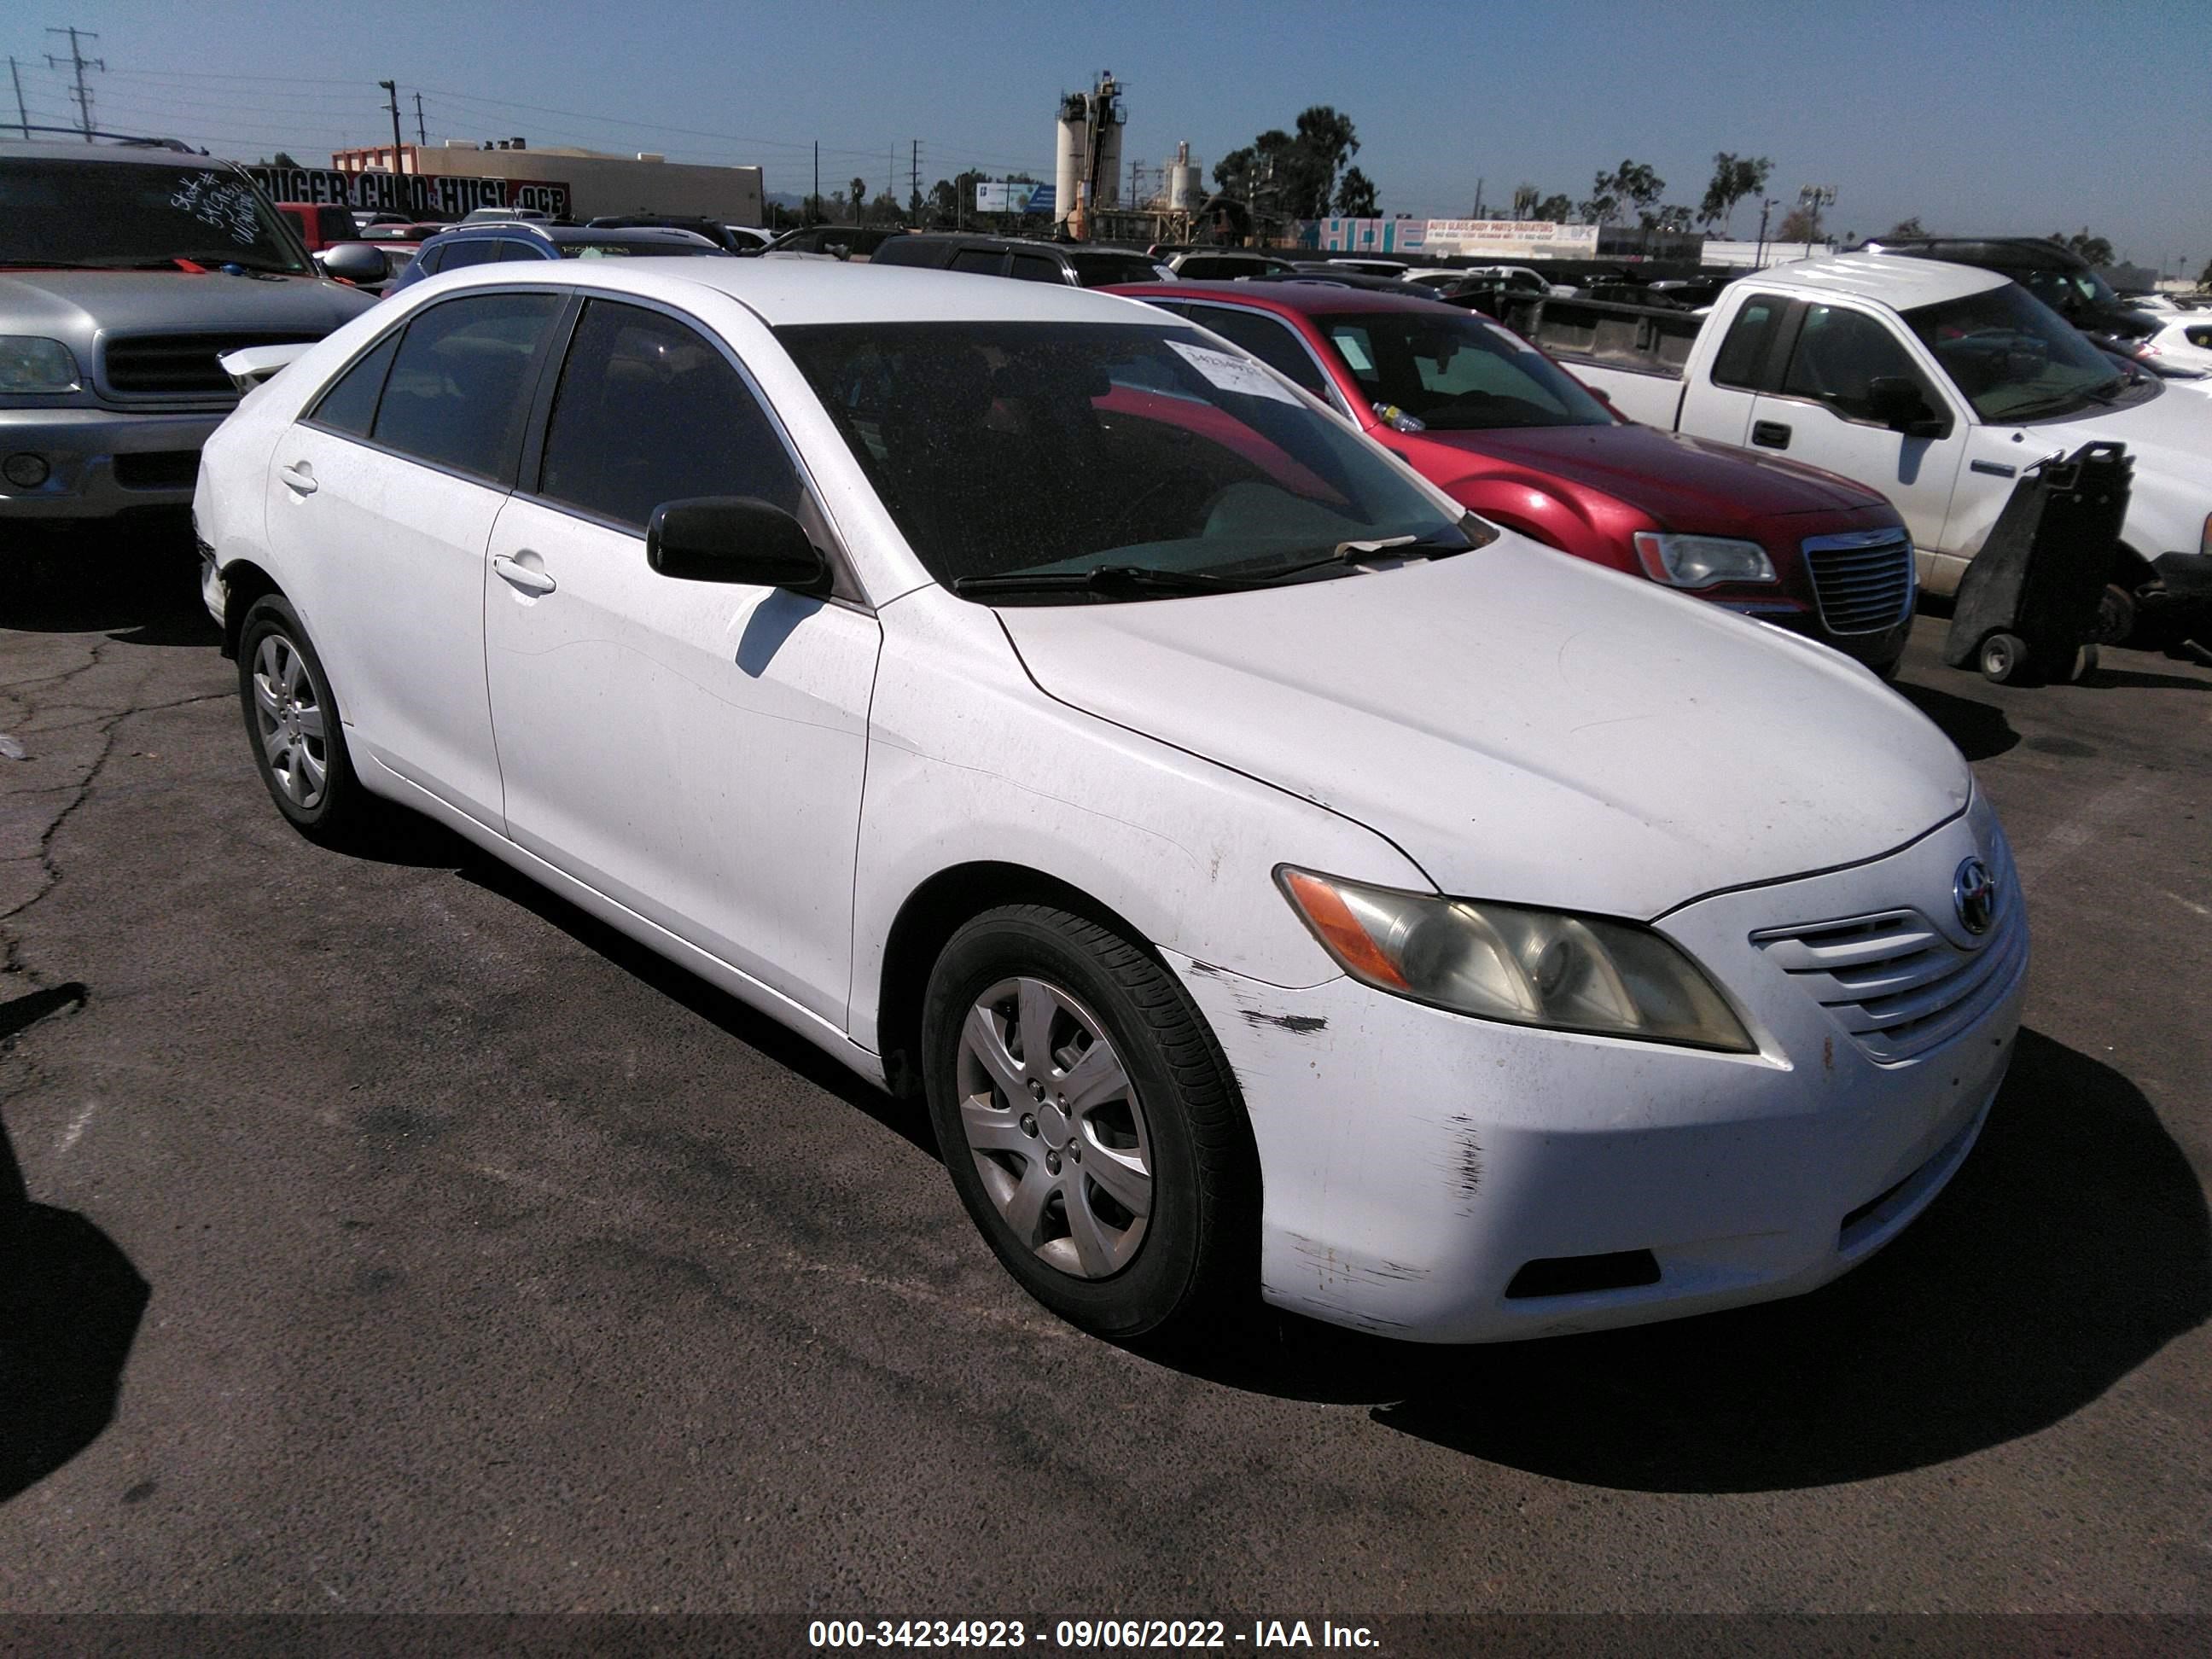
[279,461,317,494]
[492,552,556,596]
[1750,421,1790,450]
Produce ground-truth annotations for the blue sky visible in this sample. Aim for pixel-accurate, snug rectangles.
[9,0,2206,274]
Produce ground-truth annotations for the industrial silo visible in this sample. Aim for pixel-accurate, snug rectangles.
[1167,140,1201,211]
[1054,92,1088,231]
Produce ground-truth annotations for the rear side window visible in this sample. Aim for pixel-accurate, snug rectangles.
[1008,253,1064,284]
[308,330,401,437]
[434,238,503,271]
[1712,294,1786,389]
[371,292,563,481]
[497,239,543,262]
[316,207,353,243]
[536,299,803,531]
[1186,306,1330,396]
[2186,326,2212,350]
[951,247,1004,276]
[1781,304,1930,424]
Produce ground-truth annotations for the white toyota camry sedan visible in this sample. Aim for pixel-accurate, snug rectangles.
[194,259,2026,1345]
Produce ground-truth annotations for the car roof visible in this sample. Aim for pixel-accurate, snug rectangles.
[417,256,1177,327]
[1113,280,1454,318]
[0,140,242,166]
[1752,253,2009,309]
[1860,236,2091,272]
[423,223,714,247]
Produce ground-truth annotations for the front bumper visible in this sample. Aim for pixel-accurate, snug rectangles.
[1179,803,2024,1342]
[0,405,226,519]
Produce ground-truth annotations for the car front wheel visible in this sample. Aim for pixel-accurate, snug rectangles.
[921,905,1256,1343]
[236,594,370,844]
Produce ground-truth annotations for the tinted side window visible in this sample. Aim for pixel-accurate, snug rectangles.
[1711,294,1786,389]
[2186,325,2212,350]
[308,330,401,437]
[497,239,544,262]
[951,247,1005,276]
[1189,306,1330,395]
[1782,304,1929,423]
[436,239,504,271]
[371,292,562,480]
[416,245,446,276]
[536,300,803,532]
[1008,253,1064,284]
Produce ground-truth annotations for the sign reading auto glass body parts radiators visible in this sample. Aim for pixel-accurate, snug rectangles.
[245,166,572,222]
[1313,217,1601,258]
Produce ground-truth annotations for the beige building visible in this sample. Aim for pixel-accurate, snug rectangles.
[333,140,765,227]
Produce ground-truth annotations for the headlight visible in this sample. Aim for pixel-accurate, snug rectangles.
[1278,867,1755,1051]
[0,336,83,393]
[1633,532,1775,588]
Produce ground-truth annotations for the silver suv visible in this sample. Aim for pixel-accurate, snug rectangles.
[2,143,375,522]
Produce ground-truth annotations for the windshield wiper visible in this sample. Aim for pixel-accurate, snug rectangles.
[952,564,1277,597]
[1234,527,1475,586]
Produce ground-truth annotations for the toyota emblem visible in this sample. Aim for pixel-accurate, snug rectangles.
[1954,857,2000,936]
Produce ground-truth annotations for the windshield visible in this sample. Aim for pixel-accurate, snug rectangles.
[1323,310,1615,430]
[2017,265,2120,315]
[777,321,1469,599]
[1905,283,2130,422]
[562,241,726,259]
[0,159,309,272]
[1066,252,1163,287]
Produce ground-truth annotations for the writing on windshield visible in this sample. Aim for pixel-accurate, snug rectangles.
[0,159,308,272]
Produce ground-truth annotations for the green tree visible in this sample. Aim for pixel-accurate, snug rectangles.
[1776,207,1819,242]
[1885,216,1927,238]
[1532,193,1574,223]
[1579,170,1621,227]
[1333,166,1378,217]
[848,177,869,224]
[1214,107,1363,221]
[871,190,903,225]
[2053,227,2114,265]
[1697,153,1773,234]
[1613,160,1666,230]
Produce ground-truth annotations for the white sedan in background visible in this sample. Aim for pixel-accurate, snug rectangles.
[2142,311,2212,373]
[194,259,2024,1344]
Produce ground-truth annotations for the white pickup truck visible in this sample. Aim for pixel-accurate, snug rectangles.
[1516,254,2212,620]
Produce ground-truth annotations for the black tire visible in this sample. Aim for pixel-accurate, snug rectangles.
[1978,631,2033,684]
[2089,582,2136,647]
[920,904,1257,1343]
[236,595,372,845]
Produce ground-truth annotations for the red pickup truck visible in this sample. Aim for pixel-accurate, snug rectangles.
[1109,281,1918,676]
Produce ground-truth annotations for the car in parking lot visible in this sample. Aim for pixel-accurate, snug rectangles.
[871,233,1170,286]
[586,213,766,255]
[760,224,898,261]
[195,259,2024,1345]
[0,141,376,521]
[2140,311,2212,373]
[1119,280,1918,674]
[386,221,729,292]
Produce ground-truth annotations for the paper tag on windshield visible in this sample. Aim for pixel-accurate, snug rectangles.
[1168,341,1301,405]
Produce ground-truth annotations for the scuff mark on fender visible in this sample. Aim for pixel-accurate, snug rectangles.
[1239,1010,1327,1035]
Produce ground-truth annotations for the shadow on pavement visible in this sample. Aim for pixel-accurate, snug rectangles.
[1167,1028,2209,1493]
[0,1086,151,1504]
[1890,676,2019,761]
[0,521,217,649]
[454,853,936,1158]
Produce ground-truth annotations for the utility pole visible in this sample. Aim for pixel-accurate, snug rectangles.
[910,138,919,216]
[9,57,28,139]
[44,26,104,141]
[413,91,427,147]
[1755,196,1778,268]
[812,140,819,223]
[1474,175,1484,219]
[378,79,405,172]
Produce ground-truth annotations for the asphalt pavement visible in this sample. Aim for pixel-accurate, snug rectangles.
[2,520,2208,1620]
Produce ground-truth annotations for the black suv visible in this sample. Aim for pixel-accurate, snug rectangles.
[760,224,899,260]
[870,234,1166,287]
[1856,236,2157,351]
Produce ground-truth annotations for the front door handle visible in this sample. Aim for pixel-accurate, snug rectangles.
[492,552,556,596]
[1750,420,1790,450]
[279,461,317,494]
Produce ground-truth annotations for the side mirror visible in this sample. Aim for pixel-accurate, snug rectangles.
[316,242,389,286]
[647,497,831,592]
[1866,375,1946,436]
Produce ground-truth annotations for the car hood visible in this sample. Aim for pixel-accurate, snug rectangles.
[997,543,1969,919]
[0,270,375,339]
[1409,422,1886,526]
[2023,381,2212,475]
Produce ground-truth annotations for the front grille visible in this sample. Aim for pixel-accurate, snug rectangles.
[1753,868,2025,1065]
[101,331,322,398]
[1802,529,1916,635]
[113,451,200,489]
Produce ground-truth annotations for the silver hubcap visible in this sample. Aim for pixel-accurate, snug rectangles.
[252,632,329,811]
[956,976,1153,1279]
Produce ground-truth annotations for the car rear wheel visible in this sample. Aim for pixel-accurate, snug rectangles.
[921,905,1255,1342]
[236,595,370,844]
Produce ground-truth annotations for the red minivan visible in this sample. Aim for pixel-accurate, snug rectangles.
[1110,281,1918,675]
